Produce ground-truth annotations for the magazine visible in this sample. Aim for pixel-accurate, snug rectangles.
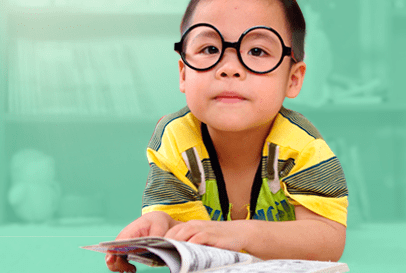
[81,237,349,273]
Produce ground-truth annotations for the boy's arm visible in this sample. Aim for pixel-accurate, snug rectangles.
[164,205,346,262]
[243,205,346,261]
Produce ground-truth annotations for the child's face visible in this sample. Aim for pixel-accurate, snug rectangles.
[179,0,306,133]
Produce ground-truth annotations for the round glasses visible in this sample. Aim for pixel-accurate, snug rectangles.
[174,23,297,74]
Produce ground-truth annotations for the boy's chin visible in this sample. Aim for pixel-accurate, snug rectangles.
[206,119,272,133]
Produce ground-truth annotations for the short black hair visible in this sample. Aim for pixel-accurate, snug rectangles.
[180,0,306,62]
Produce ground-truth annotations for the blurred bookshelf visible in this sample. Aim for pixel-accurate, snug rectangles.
[0,0,188,225]
[0,0,405,226]
[7,39,150,119]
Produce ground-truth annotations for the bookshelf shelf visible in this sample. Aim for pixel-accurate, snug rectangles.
[290,103,406,114]
[4,102,406,125]
[6,8,183,17]
[5,1,187,15]
[6,11,182,41]
[4,113,159,124]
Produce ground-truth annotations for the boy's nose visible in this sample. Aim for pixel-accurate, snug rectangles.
[215,48,246,80]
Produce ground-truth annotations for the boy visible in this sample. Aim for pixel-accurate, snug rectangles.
[107,0,348,272]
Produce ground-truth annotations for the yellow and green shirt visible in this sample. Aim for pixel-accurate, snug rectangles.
[142,106,348,226]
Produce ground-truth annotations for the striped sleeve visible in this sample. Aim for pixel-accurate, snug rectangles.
[141,155,211,222]
[141,110,211,222]
[282,139,349,226]
[142,162,200,207]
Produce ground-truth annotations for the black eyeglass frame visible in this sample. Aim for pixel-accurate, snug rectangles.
[174,23,297,74]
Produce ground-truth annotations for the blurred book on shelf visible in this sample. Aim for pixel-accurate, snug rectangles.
[328,126,406,224]
[375,127,406,220]
[7,39,146,117]
[287,72,389,109]
[327,137,369,227]
[327,74,388,105]
[393,0,406,15]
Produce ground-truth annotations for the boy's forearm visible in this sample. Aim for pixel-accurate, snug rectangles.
[240,219,346,261]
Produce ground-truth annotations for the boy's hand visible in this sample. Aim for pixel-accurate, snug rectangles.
[105,211,179,272]
[164,220,249,253]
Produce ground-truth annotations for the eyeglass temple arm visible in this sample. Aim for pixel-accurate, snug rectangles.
[285,46,298,63]
[174,42,181,53]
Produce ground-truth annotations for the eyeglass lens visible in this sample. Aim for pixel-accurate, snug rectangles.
[181,25,284,73]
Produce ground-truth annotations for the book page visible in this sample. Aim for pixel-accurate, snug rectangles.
[81,237,349,273]
[99,237,174,248]
[144,247,181,273]
[81,243,166,267]
[82,237,257,273]
[82,237,175,267]
[167,239,257,273]
[201,259,350,273]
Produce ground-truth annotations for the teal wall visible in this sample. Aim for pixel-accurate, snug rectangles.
[0,0,405,272]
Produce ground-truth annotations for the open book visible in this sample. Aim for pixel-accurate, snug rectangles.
[81,237,349,273]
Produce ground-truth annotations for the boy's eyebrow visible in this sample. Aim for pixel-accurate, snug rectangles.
[189,29,220,44]
[243,31,280,47]
[186,28,284,49]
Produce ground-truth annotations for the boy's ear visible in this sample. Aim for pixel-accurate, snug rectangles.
[286,61,306,99]
[179,59,186,94]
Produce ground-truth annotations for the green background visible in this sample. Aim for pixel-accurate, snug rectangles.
[0,0,405,272]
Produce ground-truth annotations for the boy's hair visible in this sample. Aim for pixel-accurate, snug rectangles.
[180,0,306,62]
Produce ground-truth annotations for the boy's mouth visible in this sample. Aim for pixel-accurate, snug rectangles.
[215,91,246,103]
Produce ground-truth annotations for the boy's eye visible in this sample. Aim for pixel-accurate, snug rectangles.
[201,46,220,55]
[248,47,268,57]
